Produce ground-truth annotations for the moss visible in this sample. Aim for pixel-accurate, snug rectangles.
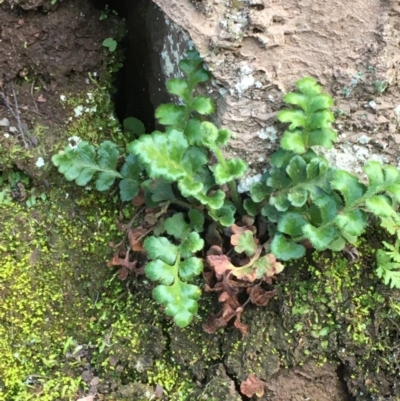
[169,296,222,381]
[0,187,119,400]
[0,182,200,400]
[280,234,400,398]
[86,277,201,400]
[59,80,126,149]
[0,16,205,399]
[221,308,284,383]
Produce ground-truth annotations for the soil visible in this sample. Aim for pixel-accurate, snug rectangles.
[0,0,108,127]
[1,1,399,401]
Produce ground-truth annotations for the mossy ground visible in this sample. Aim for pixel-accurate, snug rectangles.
[0,57,197,400]
[2,78,400,401]
[0,188,117,400]
[279,233,400,399]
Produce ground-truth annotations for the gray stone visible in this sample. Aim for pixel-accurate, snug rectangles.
[0,118,10,127]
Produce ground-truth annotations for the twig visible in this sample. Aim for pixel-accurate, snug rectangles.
[19,106,43,116]
[0,86,29,148]
[129,226,155,249]
[11,86,28,147]
[30,81,38,112]
[111,206,146,248]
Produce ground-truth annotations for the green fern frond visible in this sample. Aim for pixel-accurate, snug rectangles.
[278,77,337,154]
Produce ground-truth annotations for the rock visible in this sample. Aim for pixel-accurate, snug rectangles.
[0,118,10,127]
[142,0,400,169]
[189,364,243,401]
[7,0,47,10]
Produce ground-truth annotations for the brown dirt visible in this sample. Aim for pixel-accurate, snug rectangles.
[0,0,113,173]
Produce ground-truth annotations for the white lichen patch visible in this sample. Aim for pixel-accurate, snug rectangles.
[257,125,278,142]
[74,105,84,117]
[35,157,45,168]
[232,64,256,96]
[237,173,262,193]
[68,136,82,150]
[322,142,388,174]
[357,135,371,144]
[160,18,192,80]
[219,9,247,41]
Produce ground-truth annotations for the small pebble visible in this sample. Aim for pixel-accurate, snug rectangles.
[0,118,10,127]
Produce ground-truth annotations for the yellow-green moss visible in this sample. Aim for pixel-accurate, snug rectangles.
[59,80,125,148]
[0,188,119,400]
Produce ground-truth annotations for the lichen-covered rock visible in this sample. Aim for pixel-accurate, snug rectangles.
[7,0,47,10]
[146,0,400,175]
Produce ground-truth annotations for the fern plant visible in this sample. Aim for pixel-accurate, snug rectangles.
[52,140,142,201]
[144,212,205,326]
[246,77,400,261]
[376,214,400,288]
[52,50,249,327]
[129,50,247,226]
[52,53,400,328]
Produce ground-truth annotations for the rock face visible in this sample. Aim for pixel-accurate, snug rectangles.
[7,0,48,10]
[149,0,400,179]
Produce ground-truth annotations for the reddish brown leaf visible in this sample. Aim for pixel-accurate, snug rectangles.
[206,245,236,277]
[128,226,148,251]
[203,284,243,333]
[233,312,249,335]
[117,267,129,281]
[203,306,236,333]
[263,253,284,277]
[218,291,231,302]
[248,286,278,306]
[207,245,223,256]
[207,254,234,276]
[231,229,258,250]
[242,215,255,228]
[230,224,248,246]
[37,94,46,102]
[240,374,267,398]
[108,249,143,279]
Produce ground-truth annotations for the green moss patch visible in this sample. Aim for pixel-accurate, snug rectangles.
[280,237,400,397]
